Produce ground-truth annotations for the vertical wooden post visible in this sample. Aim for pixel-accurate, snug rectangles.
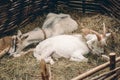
[109,53,117,80]
[71,55,120,80]
[40,59,49,80]
[109,53,116,70]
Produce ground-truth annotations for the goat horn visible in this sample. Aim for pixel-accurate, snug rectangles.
[90,29,101,41]
[103,23,106,37]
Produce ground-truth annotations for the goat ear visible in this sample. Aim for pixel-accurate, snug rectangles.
[90,30,101,41]
[17,30,22,37]
[106,33,111,37]
[21,35,29,41]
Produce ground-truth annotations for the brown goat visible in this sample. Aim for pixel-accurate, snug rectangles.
[0,36,12,57]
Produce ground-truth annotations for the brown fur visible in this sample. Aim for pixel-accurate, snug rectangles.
[0,36,12,53]
[40,59,50,80]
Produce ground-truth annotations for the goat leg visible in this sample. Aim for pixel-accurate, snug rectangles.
[0,47,10,58]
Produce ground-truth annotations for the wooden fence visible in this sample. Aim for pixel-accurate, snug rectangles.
[40,53,120,80]
[0,0,119,36]
[0,0,57,36]
[71,53,120,80]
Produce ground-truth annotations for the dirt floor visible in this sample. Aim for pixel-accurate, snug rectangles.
[0,10,120,80]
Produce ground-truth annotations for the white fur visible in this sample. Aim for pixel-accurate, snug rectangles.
[42,13,78,36]
[34,35,89,64]
[8,13,78,56]
[33,32,111,64]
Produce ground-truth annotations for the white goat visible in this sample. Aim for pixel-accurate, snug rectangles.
[42,13,78,36]
[8,13,78,57]
[33,26,111,64]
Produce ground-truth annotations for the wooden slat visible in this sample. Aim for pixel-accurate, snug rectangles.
[0,0,119,34]
[71,56,120,80]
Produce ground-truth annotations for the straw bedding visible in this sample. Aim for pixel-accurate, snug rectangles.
[0,11,120,80]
